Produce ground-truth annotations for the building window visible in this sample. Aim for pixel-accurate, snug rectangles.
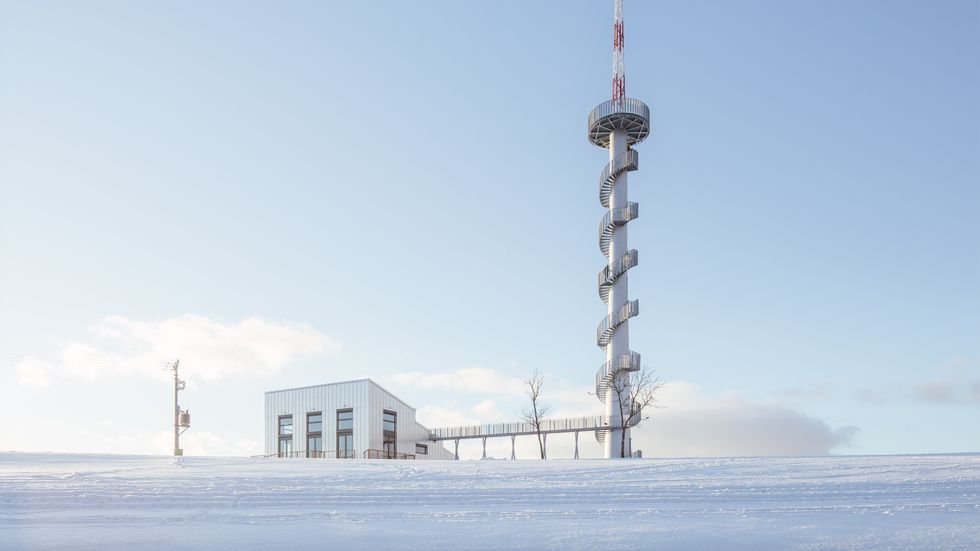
[415,443,427,455]
[307,412,322,458]
[308,412,322,433]
[337,409,353,459]
[278,415,293,458]
[383,410,397,458]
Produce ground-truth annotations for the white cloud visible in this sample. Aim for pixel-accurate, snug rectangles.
[15,356,52,387]
[472,399,500,419]
[150,430,261,457]
[416,405,481,428]
[854,387,886,405]
[773,385,829,401]
[389,367,598,415]
[54,429,261,456]
[416,400,508,428]
[912,381,980,404]
[14,314,340,385]
[390,367,526,397]
[908,357,980,405]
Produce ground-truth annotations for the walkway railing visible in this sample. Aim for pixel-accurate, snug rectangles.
[429,415,629,441]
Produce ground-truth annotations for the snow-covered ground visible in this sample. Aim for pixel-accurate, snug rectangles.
[1,453,977,550]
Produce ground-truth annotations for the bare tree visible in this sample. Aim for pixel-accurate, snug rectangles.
[521,370,550,459]
[608,367,663,458]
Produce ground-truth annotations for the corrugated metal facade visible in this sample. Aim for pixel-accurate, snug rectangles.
[264,379,453,460]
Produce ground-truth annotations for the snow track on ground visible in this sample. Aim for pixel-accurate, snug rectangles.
[1,453,978,549]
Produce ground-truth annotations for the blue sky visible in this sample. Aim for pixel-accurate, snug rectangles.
[1,0,977,459]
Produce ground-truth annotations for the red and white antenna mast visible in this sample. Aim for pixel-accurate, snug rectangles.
[612,0,626,105]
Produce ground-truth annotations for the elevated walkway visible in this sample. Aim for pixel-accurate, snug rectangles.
[428,415,638,460]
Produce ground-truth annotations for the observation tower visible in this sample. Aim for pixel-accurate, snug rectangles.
[590,0,650,458]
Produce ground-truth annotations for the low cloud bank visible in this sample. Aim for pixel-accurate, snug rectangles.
[15,314,340,386]
[635,403,857,457]
[630,381,857,457]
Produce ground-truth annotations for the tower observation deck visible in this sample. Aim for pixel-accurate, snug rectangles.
[589,0,650,458]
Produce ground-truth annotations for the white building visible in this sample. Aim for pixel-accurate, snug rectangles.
[264,379,453,460]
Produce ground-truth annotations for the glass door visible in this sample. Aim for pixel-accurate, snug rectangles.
[337,433,353,459]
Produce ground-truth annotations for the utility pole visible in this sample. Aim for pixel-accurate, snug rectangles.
[169,360,191,456]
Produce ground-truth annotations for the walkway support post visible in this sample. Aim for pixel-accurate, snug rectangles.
[481,437,487,460]
[574,431,580,459]
[454,439,460,460]
[511,435,516,460]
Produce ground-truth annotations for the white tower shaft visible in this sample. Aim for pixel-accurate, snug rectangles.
[588,0,650,458]
[605,128,631,458]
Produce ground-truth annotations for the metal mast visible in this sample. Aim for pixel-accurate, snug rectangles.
[169,360,191,457]
[612,0,626,106]
[588,0,650,458]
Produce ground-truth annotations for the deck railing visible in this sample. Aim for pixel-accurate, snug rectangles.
[257,449,421,460]
[255,450,356,459]
[587,98,650,131]
[362,449,417,460]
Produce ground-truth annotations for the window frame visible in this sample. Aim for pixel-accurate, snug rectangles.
[336,408,354,459]
[382,410,397,458]
[277,414,294,458]
[415,443,428,455]
[382,410,397,433]
[307,411,322,434]
[337,408,354,431]
[306,412,323,458]
[278,414,294,436]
